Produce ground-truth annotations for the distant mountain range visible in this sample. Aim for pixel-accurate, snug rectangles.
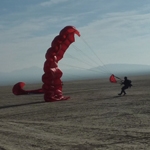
[0,66,44,86]
[0,64,150,86]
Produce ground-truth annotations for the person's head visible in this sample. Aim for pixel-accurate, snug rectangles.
[124,76,127,80]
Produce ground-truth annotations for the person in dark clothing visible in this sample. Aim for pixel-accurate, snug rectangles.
[118,77,132,96]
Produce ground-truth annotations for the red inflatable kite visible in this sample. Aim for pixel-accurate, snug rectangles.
[109,74,122,83]
[12,26,80,102]
[42,26,80,102]
[109,74,117,83]
[12,82,43,95]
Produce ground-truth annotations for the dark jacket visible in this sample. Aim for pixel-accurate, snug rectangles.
[121,79,132,88]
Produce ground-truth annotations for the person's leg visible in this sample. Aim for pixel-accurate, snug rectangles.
[118,87,123,95]
[122,86,128,95]
[118,86,126,95]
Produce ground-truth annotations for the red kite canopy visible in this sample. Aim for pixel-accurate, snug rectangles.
[12,26,80,103]
[12,82,43,95]
[109,74,117,83]
[42,26,80,102]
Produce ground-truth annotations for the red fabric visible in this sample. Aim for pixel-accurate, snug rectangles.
[42,26,80,102]
[12,26,80,102]
[12,82,43,95]
[109,74,117,83]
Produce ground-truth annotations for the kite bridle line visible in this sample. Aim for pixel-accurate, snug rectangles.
[60,35,116,80]
[114,75,123,84]
[80,36,112,75]
[114,75,122,81]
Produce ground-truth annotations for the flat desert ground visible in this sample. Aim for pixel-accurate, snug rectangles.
[0,75,150,150]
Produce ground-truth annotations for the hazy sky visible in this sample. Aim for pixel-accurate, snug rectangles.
[1,0,150,73]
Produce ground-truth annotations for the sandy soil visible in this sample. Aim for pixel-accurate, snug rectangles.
[0,75,150,150]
